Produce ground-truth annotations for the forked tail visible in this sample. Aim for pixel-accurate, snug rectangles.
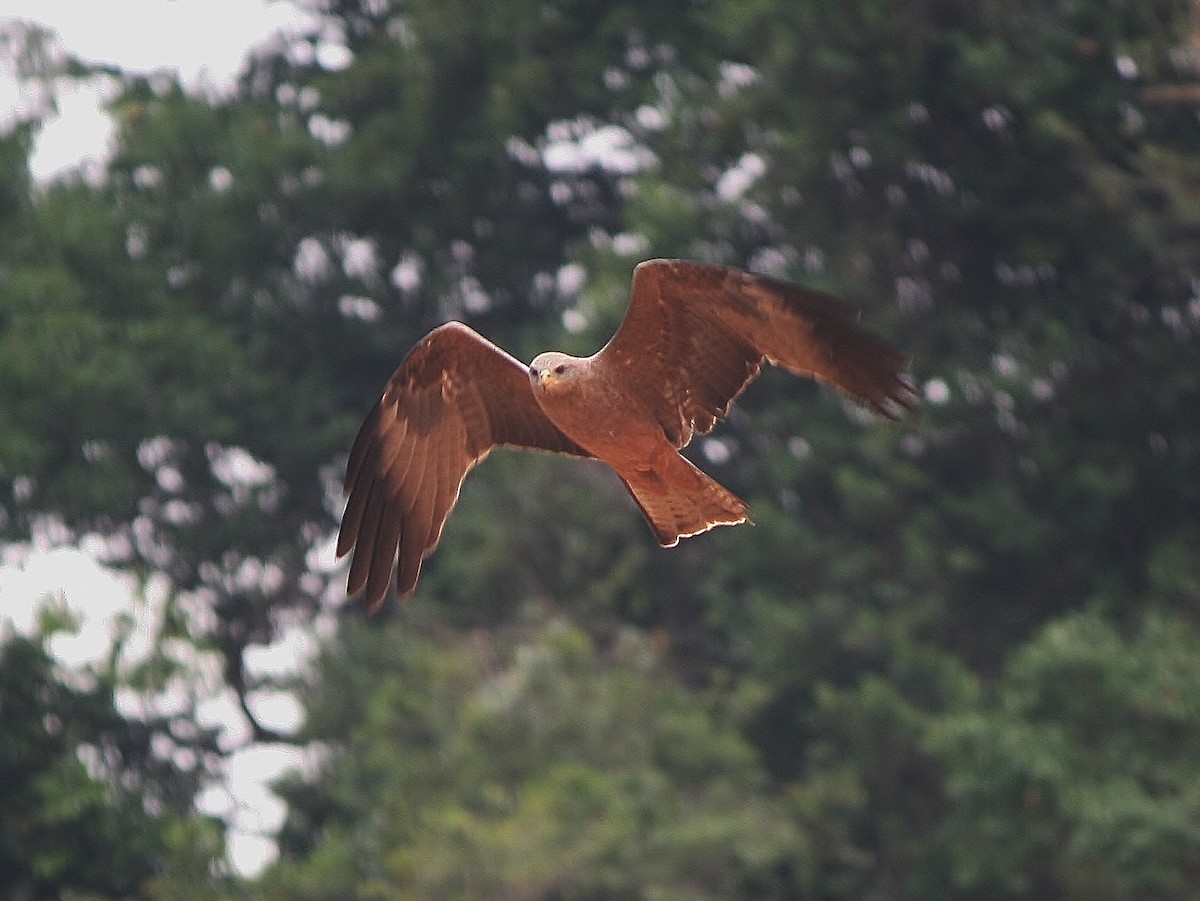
[618,453,750,547]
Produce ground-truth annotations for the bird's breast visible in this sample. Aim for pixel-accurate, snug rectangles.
[531,370,665,462]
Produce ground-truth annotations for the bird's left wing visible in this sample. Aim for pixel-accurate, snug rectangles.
[337,321,590,609]
[594,259,916,448]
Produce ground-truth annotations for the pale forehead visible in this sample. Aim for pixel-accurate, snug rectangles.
[530,351,572,367]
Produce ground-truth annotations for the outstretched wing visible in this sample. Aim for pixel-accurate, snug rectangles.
[337,321,590,609]
[594,259,917,448]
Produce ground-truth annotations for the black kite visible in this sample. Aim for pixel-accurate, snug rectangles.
[337,259,916,609]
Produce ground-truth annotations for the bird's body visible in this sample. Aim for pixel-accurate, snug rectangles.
[528,348,750,547]
[338,259,916,609]
[529,351,671,470]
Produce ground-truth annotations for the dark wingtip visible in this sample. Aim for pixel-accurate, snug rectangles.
[363,586,389,614]
[352,543,419,614]
[873,371,921,422]
[349,572,400,614]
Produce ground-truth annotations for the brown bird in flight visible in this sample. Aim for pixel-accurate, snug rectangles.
[338,259,916,609]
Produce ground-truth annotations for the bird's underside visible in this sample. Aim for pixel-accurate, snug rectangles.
[337,258,917,610]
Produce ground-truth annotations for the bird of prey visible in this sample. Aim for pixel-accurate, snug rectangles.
[337,259,916,609]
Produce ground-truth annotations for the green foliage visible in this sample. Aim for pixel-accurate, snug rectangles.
[0,625,229,900]
[266,613,804,899]
[930,611,1200,898]
[3,0,1200,896]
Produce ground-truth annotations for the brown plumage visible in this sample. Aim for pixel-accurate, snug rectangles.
[337,259,917,609]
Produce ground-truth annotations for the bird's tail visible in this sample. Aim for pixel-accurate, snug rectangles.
[618,453,750,547]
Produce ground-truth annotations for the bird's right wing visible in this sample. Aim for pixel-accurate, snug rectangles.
[337,321,590,609]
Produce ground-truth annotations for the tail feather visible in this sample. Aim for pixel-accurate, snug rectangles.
[619,454,750,547]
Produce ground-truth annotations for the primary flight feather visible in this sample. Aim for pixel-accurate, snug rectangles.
[337,259,917,609]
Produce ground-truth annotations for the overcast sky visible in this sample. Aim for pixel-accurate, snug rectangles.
[0,0,328,877]
[1,0,316,179]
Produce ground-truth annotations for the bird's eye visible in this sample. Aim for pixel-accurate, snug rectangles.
[554,363,567,375]
[529,365,538,377]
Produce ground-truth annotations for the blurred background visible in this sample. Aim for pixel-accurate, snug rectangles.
[2,1,1199,898]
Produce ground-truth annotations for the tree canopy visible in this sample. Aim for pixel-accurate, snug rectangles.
[2,0,1200,897]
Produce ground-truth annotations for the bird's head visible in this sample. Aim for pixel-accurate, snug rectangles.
[529,352,581,392]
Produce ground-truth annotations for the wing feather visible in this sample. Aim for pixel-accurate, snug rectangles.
[336,436,375,557]
[337,321,590,609]
[393,425,430,596]
[425,437,461,549]
[344,405,419,598]
[346,481,386,596]
[367,488,406,606]
[594,259,915,448]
